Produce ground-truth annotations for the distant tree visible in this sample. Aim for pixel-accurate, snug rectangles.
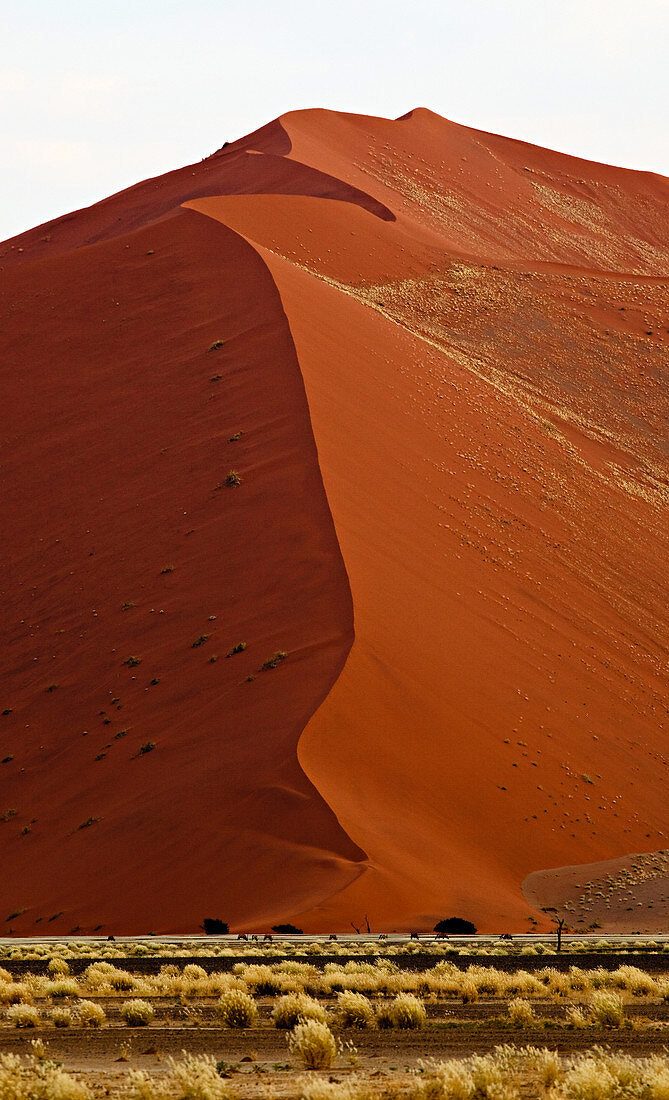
[201,918,229,935]
[271,923,303,935]
[542,908,568,952]
[434,917,477,935]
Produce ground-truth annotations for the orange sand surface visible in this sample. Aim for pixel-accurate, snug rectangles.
[1,109,667,933]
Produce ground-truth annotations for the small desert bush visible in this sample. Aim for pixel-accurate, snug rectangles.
[217,989,258,1028]
[47,957,70,976]
[6,1002,40,1027]
[387,993,426,1029]
[272,992,327,1029]
[50,1007,72,1028]
[238,963,282,995]
[168,1052,229,1100]
[76,1000,106,1027]
[0,981,30,1005]
[288,1019,338,1070]
[589,991,624,1028]
[121,999,155,1026]
[337,991,375,1029]
[507,997,535,1027]
[0,1050,91,1100]
[414,1060,475,1100]
[297,1078,368,1100]
[45,978,79,999]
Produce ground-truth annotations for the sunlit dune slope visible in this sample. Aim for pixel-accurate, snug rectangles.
[1,108,667,933]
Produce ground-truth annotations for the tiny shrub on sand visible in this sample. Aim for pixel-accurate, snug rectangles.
[128,1053,229,1100]
[272,992,326,1029]
[0,1051,91,1100]
[47,957,70,976]
[50,1007,72,1027]
[217,989,258,1028]
[387,993,426,1029]
[168,1052,229,1100]
[288,1019,337,1070]
[297,1079,366,1100]
[76,1000,106,1027]
[507,997,535,1027]
[121,999,155,1026]
[6,1003,40,1028]
[589,991,624,1028]
[337,991,375,1029]
[46,978,79,998]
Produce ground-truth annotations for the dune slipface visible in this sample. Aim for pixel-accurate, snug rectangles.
[1,109,667,934]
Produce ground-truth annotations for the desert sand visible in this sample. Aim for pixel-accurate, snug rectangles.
[1,108,667,934]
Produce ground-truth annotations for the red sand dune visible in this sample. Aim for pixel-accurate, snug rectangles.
[1,109,667,934]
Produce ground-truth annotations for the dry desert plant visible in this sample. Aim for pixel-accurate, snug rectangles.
[288,1019,338,1070]
[6,1003,40,1028]
[387,992,426,1029]
[337,991,375,1029]
[121,999,155,1026]
[0,1050,91,1100]
[167,1051,229,1100]
[272,992,327,1029]
[507,997,536,1027]
[589,991,625,1028]
[50,1006,72,1028]
[75,1000,106,1027]
[217,989,258,1028]
[46,957,70,976]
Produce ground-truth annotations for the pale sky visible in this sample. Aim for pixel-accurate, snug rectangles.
[2,0,669,242]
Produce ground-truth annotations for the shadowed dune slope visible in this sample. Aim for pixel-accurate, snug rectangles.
[0,208,365,933]
[2,107,667,932]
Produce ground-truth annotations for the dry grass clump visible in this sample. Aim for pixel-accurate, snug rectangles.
[6,1003,40,1028]
[121,999,155,1026]
[168,1052,229,1099]
[234,963,283,995]
[297,1077,369,1100]
[75,1000,105,1027]
[414,1046,559,1100]
[217,989,258,1028]
[0,1049,91,1100]
[127,1053,229,1100]
[288,1019,338,1070]
[272,992,327,1029]
[507,997,536,1027]
[588,991,625,1028]
[45,978,79,999]
[50,1007,72,1028]
[562,1048,669,1099]
[46,958,70,976]
[385,993,426,1029]
[412,1045,669,1100]
[83,962,137,994]
[337,991,375,1028]
[0,981,32,1005]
